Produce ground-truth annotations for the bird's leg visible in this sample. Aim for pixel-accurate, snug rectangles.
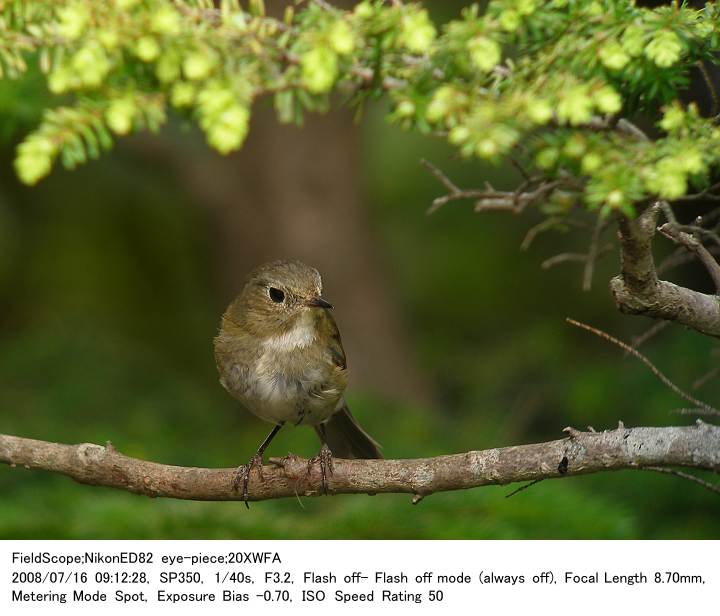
[233,423,283,508]
[308,423,334,495]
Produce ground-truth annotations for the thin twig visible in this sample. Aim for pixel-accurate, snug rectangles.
[659,201,678,225]
[421,159,565,215]
[421,158,460,194]
[657,244,720,275]
[693,366,720,391]
[521,217,592,251]
[509,156,532,182]
[505,479,544,498]
[676,181,720,202]
[659,223,720,293]
[696,60,719,117]
[310,0,336,11]
[641,466,720,496]
[698,207,720,226]
[542,253,587,269]
[679,224,720,248]
[541,244,612,272]
[672,407,720,417]
[630,320,671,351]
[615,118,650,142]
[566,318,720,416]
[522,218,561,251]
[581,117,649,141]
[582,214,607,291]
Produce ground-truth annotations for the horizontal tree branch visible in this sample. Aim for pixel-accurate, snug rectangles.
[610,203,720,338]
[1,423,719,502]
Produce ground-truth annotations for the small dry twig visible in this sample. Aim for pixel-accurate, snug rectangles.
[505,478,544,498]
[696,60,719,117]
[521,217,592,251]
[677,182,720,202]
[581,117,649,141]
[566,318,720,417]
[657,244,720,276]
[630,320,671,351]
[673,407,720,417]
[641,466,720,496]
[541,252,587,269]
[693,366,720,391]
[659,223,720,293]
[541,244,613,273]
[582,214,609,291]
[421,159,564,215]
[616,118,650,142]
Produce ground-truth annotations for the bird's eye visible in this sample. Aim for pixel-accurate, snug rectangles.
[268,287,285,303]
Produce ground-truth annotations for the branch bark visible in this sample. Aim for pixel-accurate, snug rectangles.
[610,204,720,338]
[1,423,718,502]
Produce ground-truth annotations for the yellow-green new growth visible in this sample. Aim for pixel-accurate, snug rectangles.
[2,0,718,215]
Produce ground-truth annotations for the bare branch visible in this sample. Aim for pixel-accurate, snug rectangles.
[541,252,587,269]
[310,0,336,12]
[521,217,593,251]
[694,366,720,391]
[509,156,532,182]
[609,203,720,338]
[505,478,544,498]
[522,217,561,251]
[615,118,650,142]
[657,244,720,275]
[658,200,678,225]
[421,159,564,215]
[579,117,650,141]
[582,214,609,291]
[673,407,720,417]
[696,60,719,117]
[566,318,720,417]
[630,320,671,351]
[658,222,720,293]
[350,65,406,90]
[1,427,719,502]
[641,466,720,496]
[421,158,461,194]
[675,182,720,202]
[673,224,720,249]
[541,244,613,275]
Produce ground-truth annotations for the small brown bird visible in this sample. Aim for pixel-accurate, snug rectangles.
[214,259,382,504]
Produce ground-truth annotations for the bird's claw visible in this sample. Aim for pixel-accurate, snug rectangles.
[232,453,264,508]
[307,443,334,495]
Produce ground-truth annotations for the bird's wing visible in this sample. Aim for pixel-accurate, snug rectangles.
[317,309,347,370]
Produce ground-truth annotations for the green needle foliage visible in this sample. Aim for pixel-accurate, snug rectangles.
[2,0,720,216]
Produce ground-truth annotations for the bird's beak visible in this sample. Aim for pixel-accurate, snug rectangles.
[305,296,333,309]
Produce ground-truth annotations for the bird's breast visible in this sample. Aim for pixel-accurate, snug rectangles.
[215,310,347,425]
[219,347,345,426]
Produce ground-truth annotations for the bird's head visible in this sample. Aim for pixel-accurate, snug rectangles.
[222,259,333,338]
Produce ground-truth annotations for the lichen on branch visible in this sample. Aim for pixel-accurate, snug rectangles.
[1,424,718,502]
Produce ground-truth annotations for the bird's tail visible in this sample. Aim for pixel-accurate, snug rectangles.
[316,403,382,459]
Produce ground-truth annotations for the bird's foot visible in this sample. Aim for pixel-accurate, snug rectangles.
[232,453,265,508]
[307,443,334,495]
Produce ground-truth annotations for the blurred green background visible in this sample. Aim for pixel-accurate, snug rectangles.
[2,4,719,540]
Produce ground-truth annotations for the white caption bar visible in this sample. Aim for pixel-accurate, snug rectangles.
[0,540,715,615]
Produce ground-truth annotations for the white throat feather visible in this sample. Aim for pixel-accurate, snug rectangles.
[262,311,317,351]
